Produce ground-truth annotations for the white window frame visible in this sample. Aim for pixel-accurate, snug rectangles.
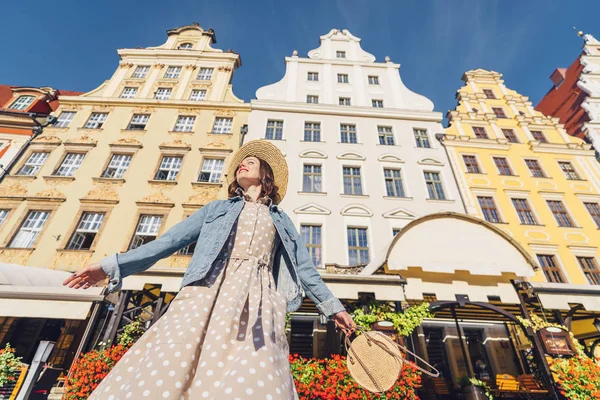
[178,42,194,50]
[84,113,108,129]
[372,99,384,108]
[154,88,172,100]
[302,164,323,193]
[198,158,224,183]
[154,155,182,181]
[120,87,138,99]
[197,68,214,80]
[54,153,85,177]
[377,126,395,146]
[8,210,50,248]
[340,124,357,144]
[17,152,49,176]
[307,72,319,81]
[336,51,346,59]
[163,66,182,79]
[303,122,321,142]
[306,95,319,104]
[132,65,150,78]
[55,111,75,128]
[212,117,233,134]
[423,170,447,200]
[129,215,163,250]
[8,96,35,110]
[173,115,196,133]
[265,120,284,140]
[414,128,431,148]
[339,97,351,106]
[126,114,150,130]
[66,212,105,250]
[368,75,380,85]
[342,165,363,195]
[190,89,206,101]
[337,74,349,84]
[102,153,132,179]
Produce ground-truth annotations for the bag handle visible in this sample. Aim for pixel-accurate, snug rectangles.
[344,328,440,378]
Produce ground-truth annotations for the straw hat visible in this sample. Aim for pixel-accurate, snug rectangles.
[227,139,288,204]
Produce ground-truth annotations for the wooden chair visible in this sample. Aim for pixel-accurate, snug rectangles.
[431,377,451,396]
[517,374,549,399]
[494,374,521,398]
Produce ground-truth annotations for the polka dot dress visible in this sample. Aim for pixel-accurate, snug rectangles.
[89,195,299,399]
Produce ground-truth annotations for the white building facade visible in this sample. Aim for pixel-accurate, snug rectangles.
[247,29,465,273]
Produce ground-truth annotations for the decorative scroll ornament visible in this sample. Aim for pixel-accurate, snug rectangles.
[31,188,67,200]
[32,135,61,144]
[214,109,236,117]
[82,184,119,202]
[139,191,174,204]
[185,186,220,205]
[0,182,28,197]
[159,139,191,148]
[65,135,98,145]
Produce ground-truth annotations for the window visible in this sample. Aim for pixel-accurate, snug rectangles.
[132,66,150,78]
[492,107,507,118]
[343,167,362,195]
[584,202,600,228]
[129,215,163,250]
[304,122,321,142]
[424,171,446,200]
[339,97,351,106]
[547,200,574,227]
[197,68,213,80]
[55,153,85,176]
[336,51,346,58]
[127,114,149,130]
[463,155,481,174]
[392,228,401,236]
[525,159,546,178]
[265,120,284,140]
[478,196,501,223]
[178,42,193,50]
[173,115,195,133]
[198,158,224,183]
[212,117,233,134]
[493,157,513,176]
[537,254,565,283]
[340,124,357,143]
[531,130,547,143]
[302,165,322,192]
[55,111,75,128]
[120,87,137,98]
[306,95,319,104]
[377,126,394,145]
[102,154,132,179]
[347,227,369,266]
[154,156,182,181]
[84,113,108,129]
[301,225,322,267]
[473,126,489,139]
[384,169,405,197]
[368,76,379,85]
[17,152,48,176]
[512,198,537,225]
[483,89,496,99]
[0,210,8,227]
[372,99,384,108]
[558,161,581,180]
[154,88,172,100]
[502,129,519,143]
[337,74,349,83]
[577,257,600,285]
[66,212,105,250]
[8,210,49,248]
[307,72,319,81]
[163,66,181,79]
[9,95,35,110]
[414,128,431,148]
[190,89,206,101]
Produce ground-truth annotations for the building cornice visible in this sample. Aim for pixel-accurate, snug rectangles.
[529,141,594,156]
[57,96,250,111]
[284,56,399,70]
[250,100,442,122]
[117,49,239,64]
[438,134,511,150]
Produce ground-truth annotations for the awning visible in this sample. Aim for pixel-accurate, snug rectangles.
[0,263,104,320]
[121,269,184,292]
[321,274,405,301]
[404,278,520,304]
[529,282,600,312]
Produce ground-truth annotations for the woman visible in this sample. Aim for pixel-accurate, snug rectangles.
[63,139,356,399]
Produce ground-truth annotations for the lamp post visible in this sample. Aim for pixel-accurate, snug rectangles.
[0,110,56,182]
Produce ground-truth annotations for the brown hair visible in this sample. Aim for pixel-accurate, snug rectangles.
[227,156,280,203]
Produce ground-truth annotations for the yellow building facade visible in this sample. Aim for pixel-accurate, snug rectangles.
[0,23,248,272]
[442,69,600,287]
[0,23,249,370]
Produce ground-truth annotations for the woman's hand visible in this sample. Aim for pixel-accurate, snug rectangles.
[62,262,107,290]
[332,311,357,335]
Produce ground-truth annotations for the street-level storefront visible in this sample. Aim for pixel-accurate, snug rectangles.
[361,213,558,398]
[0,263,104,397]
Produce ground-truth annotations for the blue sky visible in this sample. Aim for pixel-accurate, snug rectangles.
[2,0,598,124]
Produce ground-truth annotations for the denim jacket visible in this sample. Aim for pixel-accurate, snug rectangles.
[99,195,346,317]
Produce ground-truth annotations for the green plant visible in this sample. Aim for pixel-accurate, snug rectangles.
[517,314,586,357]
[117,318,146,347]
[351,301,433,337]
[0,343,22,387]
[469,378,494,400]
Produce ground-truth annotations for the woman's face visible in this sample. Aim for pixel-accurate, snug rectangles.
[236,156,261,188]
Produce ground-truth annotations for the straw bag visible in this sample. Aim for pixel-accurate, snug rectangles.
[344,327,440,393]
